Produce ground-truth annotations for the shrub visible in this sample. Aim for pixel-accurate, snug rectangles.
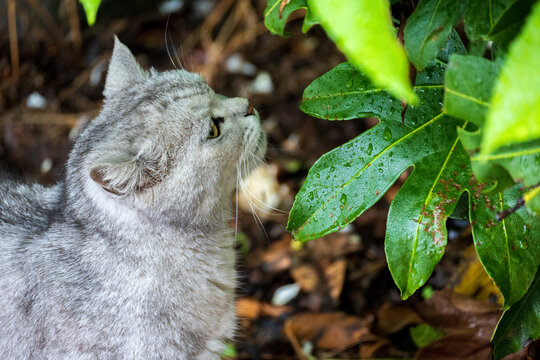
[264,0,540,358]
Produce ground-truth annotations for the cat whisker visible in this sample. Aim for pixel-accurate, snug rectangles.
[234,164,240,248]
[240,156,269,243]
[165,14,179,70]
[241,152,287,215]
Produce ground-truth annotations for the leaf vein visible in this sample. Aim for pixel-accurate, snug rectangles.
[445,87,491,107]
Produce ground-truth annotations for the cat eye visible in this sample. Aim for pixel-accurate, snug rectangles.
[208,117,224,139]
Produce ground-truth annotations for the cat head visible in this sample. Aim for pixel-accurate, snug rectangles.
[67,37,266,228]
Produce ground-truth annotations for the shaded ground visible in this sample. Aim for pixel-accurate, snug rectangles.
[1,1,537,359]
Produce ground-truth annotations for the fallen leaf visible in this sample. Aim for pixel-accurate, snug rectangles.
[236,297,292,320]
[414,289,501,335]
[284,312,371,350]
[376,303,422,335]
[291,264,320,292]
[302,233,362,260]
[323,259,346,301]
[248,235,292,273]
[415,333,491,360]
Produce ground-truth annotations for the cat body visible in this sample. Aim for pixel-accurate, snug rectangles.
[0,37,266,359]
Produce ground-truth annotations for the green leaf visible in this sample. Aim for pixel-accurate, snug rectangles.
[288,36,466,299]
[263,0,316,37]
[79,0,102,26]
[524,185,540,215]
[444,55,500,127]
[491,266,540,359]
[482,2,540,154]
[308,0,417,104]
[300,62,403,122]
[464,0,513,41]
[470,185,540,308]
[386,139,470,299]
[404,0,470,70]
[487,0,537,50]
[410,323,446,348]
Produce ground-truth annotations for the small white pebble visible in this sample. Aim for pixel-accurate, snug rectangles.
[225,53,256,76]
[249,71,274,94]
[89,61,108,87]
[158,0,184,14]
[40,158,53,174]
[272,283,300,305]
[26,91,47,109]
[193,0,215,17]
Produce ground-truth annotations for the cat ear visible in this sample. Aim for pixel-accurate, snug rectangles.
[89,156,162,196]
[103,36,147,99]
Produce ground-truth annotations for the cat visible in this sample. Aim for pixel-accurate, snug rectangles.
[0,36,266,359]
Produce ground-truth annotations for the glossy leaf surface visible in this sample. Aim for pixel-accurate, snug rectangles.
[308,0,416,103]
[263,0,316,37]
[79,0,102,26]
[404,0,469,70]
[444,55,499,126]
[464,0,513,41]
[492,267,540,359]
[482,2,540,154]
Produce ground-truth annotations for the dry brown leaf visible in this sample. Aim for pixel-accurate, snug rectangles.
[236,297,262,320]
[323,259,346,301]
[285,312,370,350]
[303,233,362,260]
[248,235,292,273]
[415,289,501,336]
[376,303,422,335]
[236,297,292,320]
[291,264,320,292]
[358,335,392,359]
[415,333,491,360]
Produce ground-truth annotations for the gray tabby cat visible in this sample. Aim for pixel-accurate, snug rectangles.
[0,37,266,359]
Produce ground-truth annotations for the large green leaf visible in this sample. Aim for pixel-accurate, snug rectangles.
[300,62,403,122]
[487,0,537,50]
[288,54,455,242]
[464,0,513,41]
[472,143,540,214]
[79,0,102,26]
[470,185,540,308]
[404,0,470,70]
[308,0,417,104]
[289,33,540,302]
[482,2,540,154]
[288,37,466,301]
[444,54,500,127]
[263,0,316,37]
[491,266,540,359]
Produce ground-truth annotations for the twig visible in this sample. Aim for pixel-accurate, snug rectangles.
[7,0,19,83]
[66,0,82,50]
[496,198,525,221]
[283,321,308,360]
[24,0,65,45]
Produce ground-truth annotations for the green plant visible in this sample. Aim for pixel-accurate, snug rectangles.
[264,0,540,357]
